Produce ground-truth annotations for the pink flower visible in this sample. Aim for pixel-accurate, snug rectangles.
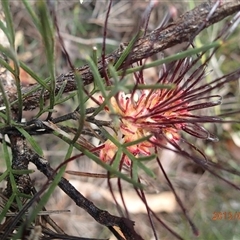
[99,75,208,166]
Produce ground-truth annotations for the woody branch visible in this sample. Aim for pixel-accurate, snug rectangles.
[11,0,240,111]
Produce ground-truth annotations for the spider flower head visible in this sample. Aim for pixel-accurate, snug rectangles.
[100,58,223,167]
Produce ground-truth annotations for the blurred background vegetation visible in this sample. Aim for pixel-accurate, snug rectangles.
[0,1,240,239]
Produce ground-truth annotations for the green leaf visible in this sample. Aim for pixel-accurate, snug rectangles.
[36,0,56,116]
[114,30,143,70]
[22,0,41,31]
[123,40,222,75]
[125,83,175,90]
[72,73,85,143]
[0,19,10,45]
[55,80,67,101]
[86,56,107,98]
[56,92,77,105]
[1,0,23,121]
[18,193,33,199]
[137,154,157,161]
[15,127,43,156]
[0,170,9,182]
[2,137,11,169]
[19,61,50,90]
[1,0,15,47]
[91,46,98,65]
[112,149,123,170]
[132,161,138,183]
[9,172,18,193]
[123,135,152,147]
[12,169,35,175]
[26,165,66,226]
[137,161,156,178]
[0,193,15,223]
[65,145,74,160]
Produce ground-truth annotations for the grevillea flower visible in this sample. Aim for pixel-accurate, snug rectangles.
[90,3,240,240]
[99,55,226,167]
[93,3,240,240]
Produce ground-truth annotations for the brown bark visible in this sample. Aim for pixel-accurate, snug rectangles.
[19,0,240,111]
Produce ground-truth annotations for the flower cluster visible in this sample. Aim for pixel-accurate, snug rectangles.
[99,59,221,167]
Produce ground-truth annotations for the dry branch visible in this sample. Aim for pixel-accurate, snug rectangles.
[19,0,240,111]
[30,153,144,240]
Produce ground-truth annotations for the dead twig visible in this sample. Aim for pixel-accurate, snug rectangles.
[17,0,240,111]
